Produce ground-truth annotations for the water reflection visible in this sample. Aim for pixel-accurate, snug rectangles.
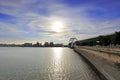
[53,48,63,60]
[0,47,100,80]
[51,48,65,80]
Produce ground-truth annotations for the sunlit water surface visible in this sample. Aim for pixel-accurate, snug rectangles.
[0,47,100,80]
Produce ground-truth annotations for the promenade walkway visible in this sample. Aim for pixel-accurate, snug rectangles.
[75,47,120,80]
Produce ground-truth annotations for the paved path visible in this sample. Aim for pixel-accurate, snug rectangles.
[75,47,120,80]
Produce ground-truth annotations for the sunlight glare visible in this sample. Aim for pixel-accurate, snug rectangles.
[53,48,63,59]
[52,21,64,32]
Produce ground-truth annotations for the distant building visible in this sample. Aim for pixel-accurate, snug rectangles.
[22,43,32,47]
[44,42,49,47]
[50,42,54,47]
[33,42,41,47]
[54,43,63,47]
[0,42,65,47]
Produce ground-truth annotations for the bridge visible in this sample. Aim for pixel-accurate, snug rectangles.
[0,32,119,80]
[68,36,120,80]
[68,38,78,48]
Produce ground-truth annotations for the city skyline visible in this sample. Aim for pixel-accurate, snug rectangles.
[0,41,65,47]
[0,0,120,44]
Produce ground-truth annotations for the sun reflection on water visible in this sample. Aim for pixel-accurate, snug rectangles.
[53,48,63,60]
[50,48,65,80]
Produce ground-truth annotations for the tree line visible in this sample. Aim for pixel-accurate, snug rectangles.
[75,31,120,46]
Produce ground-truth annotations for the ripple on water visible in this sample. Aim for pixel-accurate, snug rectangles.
[0,47,100,80]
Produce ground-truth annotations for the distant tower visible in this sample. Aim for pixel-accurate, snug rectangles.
[69,38,78,48]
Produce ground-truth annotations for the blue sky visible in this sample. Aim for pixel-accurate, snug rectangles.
[0,0,120,44]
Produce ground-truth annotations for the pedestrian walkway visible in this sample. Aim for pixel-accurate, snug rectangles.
[75,47,120,80]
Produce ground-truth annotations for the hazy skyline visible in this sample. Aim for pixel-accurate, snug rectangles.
[0,0,120,44]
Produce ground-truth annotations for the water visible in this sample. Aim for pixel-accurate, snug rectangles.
[0,47,100,80]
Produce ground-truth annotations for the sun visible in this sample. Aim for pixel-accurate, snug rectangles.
[52,21,64,32]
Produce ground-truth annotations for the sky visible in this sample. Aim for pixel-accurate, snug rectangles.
[0,0,120,44]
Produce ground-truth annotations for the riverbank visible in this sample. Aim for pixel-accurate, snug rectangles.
[74,46,120,80]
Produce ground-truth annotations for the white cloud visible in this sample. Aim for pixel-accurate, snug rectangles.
[0,0,120,44]
[0,22,27,34]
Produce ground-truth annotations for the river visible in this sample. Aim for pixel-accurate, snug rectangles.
[0,47,100,80]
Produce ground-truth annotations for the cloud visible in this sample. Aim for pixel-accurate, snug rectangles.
[0,0,120,44]
[0,22,26,34]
